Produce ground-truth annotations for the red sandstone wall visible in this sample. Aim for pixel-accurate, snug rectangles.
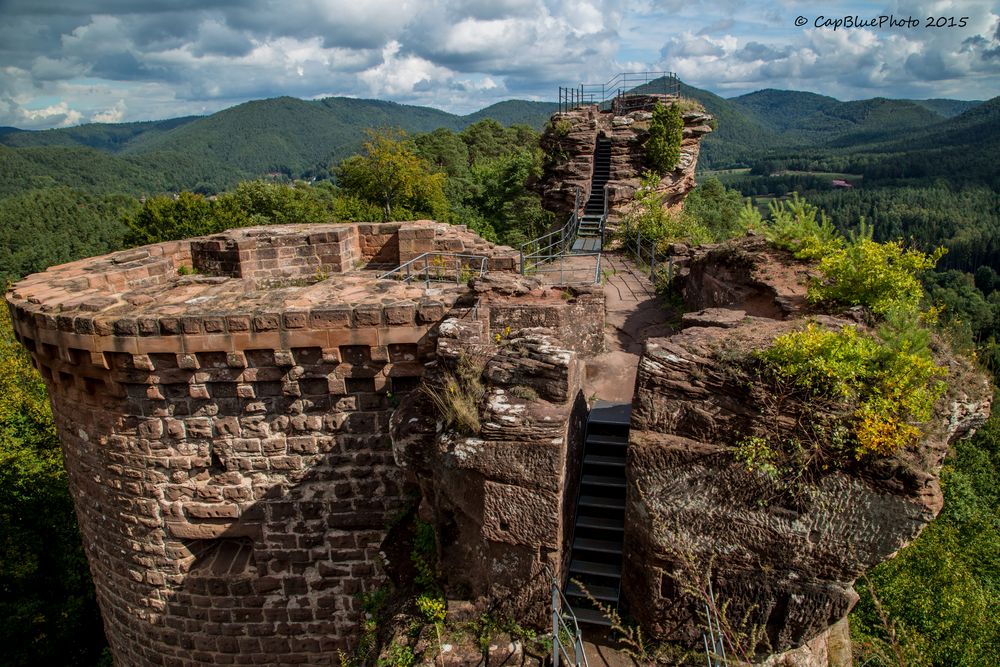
[4,221,515,667]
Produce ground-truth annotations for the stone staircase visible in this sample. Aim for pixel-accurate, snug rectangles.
[565,399,631,626]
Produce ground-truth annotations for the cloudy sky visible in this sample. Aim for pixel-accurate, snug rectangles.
[1,0,997,129]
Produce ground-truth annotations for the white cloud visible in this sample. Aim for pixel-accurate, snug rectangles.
[359,40,455,97]
[92,98,126,122]
[0,0,997,128]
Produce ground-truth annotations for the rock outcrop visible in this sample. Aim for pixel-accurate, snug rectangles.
[620,236,993,660]
[536,94,714,220]
[390,318,589,623]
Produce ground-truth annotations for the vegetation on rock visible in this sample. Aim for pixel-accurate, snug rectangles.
[420,352,487,436]
[753,322,946,462]
[645,101,683,175]
[617,174,748,250]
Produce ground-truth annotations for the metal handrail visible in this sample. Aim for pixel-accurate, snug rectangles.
[558,72,680,112]
[550,568,589,667]
[377,252,488,287]
[526,252,602,285]
[621,228,674,286]
[520,188,581,275]
[703,580,727,666]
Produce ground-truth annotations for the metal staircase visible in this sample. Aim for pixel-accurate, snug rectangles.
[572,138,611,253]
[565,400,631,626]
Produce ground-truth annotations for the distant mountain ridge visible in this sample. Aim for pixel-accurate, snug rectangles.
[0,84,986,190]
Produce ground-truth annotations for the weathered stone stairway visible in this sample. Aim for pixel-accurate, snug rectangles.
[573,137,611,251]
[565,399,631,626]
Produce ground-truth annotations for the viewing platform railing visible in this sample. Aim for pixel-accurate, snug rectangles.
[558,71,680,112]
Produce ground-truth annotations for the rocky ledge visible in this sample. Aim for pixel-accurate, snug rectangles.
[621,236,993,662]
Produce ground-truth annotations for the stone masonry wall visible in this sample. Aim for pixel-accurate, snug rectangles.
[5,222,517,667]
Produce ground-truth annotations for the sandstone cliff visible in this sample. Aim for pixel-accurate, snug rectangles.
[536,94,714,220]
[621,236,993,659]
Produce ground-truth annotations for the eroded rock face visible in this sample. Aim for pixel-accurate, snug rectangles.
[536,95,714,221]
[390,319,589,623]
[621,245,993,660]
[681,234,812,318]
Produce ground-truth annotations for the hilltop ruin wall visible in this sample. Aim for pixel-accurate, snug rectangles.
[3,222,524,666]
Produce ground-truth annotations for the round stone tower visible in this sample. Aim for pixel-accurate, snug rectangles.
[5,222,517,666]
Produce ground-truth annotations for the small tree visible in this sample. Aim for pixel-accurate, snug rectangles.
[125,192,219,245]
[336,128,448,221]
[646,102,683,176]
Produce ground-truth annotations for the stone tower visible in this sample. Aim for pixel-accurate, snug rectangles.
[4,222,520,666]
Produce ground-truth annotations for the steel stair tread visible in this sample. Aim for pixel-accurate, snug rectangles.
[573,536,624,554]
[576,514,624,531]
[586,433,628,446]
[568,606,612,627]
[578,495,625,510]
[581,474,626,488]
[569,558,622,578]
[584,454,625,467]
[566,580,619,602]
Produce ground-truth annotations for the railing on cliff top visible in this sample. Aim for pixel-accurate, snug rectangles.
[519,188,581,274]
[557,71,680,113]
[377,252,488,287]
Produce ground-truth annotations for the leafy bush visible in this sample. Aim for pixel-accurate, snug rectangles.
[683,177,749,242]
[376,643,415,667]
[851,414,1000,664]
[618,172,713,247]
[645,102,683,175]
[754,322,946,460]
[760,193,842,260]
[810,236,946,316]
[0,306,107,665]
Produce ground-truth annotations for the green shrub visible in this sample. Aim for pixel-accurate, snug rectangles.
[618,172,712,247]
[761,193,842,260]
[377,644,415,667]
[851,415,1000,664]
[645,102,683,175]
[682,177,749,242]
[754,322,946,461]
[810,237,946,317]
[550,119,573,137]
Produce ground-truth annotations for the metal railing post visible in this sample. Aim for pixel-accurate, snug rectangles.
[552,580,561,667]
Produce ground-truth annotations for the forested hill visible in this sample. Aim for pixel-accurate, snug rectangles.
[0,116,201,152]
[0,97,559,188]
[1,83,984,183]
[667,80,984,169]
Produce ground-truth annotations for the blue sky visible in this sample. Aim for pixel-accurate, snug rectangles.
[0,0,997,129]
